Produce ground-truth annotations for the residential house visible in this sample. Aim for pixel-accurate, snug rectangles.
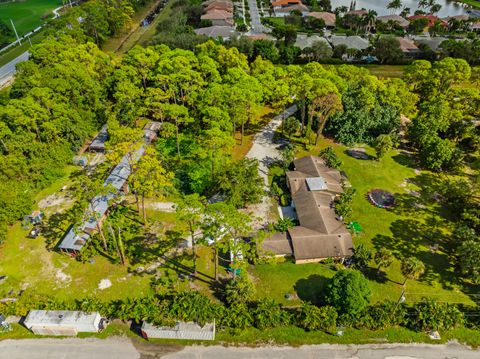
[345,9,368,17]
[274,3,309,17]
[328,35,370,51]
[271,0,301,13]
[407,15,446,30]
[396,37,421,58]
[306,12,336,28]
[376,14,410,29]
[295,34,331,50]
[413,36,449,51]
[195,25,237,40]
[261,156,354,264]
[201,9,234,26]
[24,311,105,336]
[204,0,233,13]
[141,321,215,340]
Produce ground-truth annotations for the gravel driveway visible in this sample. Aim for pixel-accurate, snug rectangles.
[245,105,297,227]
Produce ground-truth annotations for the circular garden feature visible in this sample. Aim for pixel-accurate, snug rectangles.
[368,189,395,209]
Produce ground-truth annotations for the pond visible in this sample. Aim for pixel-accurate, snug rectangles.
[330,0,468,17]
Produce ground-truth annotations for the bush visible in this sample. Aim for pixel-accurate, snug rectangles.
[325,269,371,315]
[252,298,288,329]
[297,303,338,332]
[224,277,255,305]
[411,299,465,331]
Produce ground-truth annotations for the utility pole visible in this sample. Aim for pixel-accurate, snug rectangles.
[10,19,21,45]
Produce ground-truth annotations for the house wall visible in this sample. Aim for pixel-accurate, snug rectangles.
[30,326,78,336]
[210,19,232,26]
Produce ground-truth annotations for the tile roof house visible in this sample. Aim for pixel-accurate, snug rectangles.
[201,9,234,26]
[307,12,336,27]
[294,34,331,50]
[261,155,354,264]
[407,15,446,28]
[271,0,301,10]
[413,36,449,51]
[346,9,368,16]
[204,1,233,12]
[274,3,310,16]
[376,15,410,28]
[396,37,421,58]
[328,35,370,50]
[195,25,237,39]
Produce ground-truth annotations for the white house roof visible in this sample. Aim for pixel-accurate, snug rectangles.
[24,311,100,328]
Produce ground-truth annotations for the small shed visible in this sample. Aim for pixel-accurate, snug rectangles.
[24,211,44,225]
[24,310,105,336]
[141,321,215,341]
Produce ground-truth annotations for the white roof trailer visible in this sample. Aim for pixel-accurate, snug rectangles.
[141,321,215,341]
[24,310,104,336]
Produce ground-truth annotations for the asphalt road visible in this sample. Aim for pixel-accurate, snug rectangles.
[0,339,479,358]
[246,0,268,34]
[0,51,30,88]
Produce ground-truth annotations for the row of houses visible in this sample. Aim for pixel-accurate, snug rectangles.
[22,310,214,340]
[196,0,238,40]
[58,122,161,256]
[261,156,354,264]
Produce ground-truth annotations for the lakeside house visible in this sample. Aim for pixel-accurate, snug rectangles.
[261,156,353,264]
[376,15,410,29]
[24,311,105,336]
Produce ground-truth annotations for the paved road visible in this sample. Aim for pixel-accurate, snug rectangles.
[163,342,480,359]
[0,337,140,359]
[246,0,268,33]
[245,105,297,227]
[1,339,479,358]
[0,51,30,88]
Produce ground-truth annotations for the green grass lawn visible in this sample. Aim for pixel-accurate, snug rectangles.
[253,138,476,307]
[0,0,61,37]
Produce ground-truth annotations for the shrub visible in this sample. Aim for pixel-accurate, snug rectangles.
[319,146,342,169]
[411,299,465,331]
[224,277,255,305]
[297,303,338,332]
[252,298,287,329]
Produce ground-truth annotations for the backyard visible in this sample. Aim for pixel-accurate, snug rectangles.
[252,138,476,307]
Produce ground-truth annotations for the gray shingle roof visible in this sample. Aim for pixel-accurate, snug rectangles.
[328,35,370,50]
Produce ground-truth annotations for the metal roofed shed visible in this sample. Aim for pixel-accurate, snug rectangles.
[24,310,105,336]
[141,321,215,341]
[89,125,108,153]
[305,177,327,191]
[58,228,90,253]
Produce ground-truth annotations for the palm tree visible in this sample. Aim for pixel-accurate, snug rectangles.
[387,0,402,15]
[374,248,394,271]
[418,0,429,10]
[401,257,425,287]
[400,7,410,18]
[363,10,377,33]
[430,3,442,15]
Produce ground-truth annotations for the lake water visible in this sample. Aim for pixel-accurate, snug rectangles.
[330,0,468,17]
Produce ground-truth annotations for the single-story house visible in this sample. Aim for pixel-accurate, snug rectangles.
[195,25,237,40]
[204,1,233,13]
[294,34,331,50]
[413,36,448,51]
[89,124,108,152]
[441,15,470,23]
[376,14,410,29]
[24,310,105,336]
[396,37,421,58]
[261,156,353,264]
[328,35,369,51]
[201,9,234,27]
[407,15,446,28]
[271,0,301,12]
[306,12,336,27]
[274,3,309,17]
[141,321,215,340]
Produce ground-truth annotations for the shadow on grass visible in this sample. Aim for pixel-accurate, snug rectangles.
[294,274,329,305]
[392,151,417,169]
